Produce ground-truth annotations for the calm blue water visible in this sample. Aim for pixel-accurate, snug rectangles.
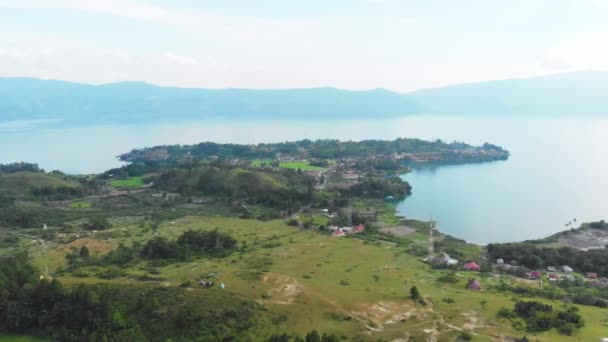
[1,116,606,243]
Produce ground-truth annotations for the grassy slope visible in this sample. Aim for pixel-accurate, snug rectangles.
[22,215,607,341]
[0,172,80,196]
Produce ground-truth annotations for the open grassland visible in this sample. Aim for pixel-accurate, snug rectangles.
[110,176,144,189]
[0,172,80,196]
[279,161,326,171]
[251,159,327,171]
[19,215,606,341]
[251,159,274,167]
[67,200,93,209]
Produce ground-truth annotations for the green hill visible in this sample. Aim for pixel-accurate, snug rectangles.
[0,172,82,197]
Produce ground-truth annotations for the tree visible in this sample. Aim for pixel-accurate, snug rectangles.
[79,245,90,259]
[85,216,111,230]
[410,286,420,300]
[305,330,321,342]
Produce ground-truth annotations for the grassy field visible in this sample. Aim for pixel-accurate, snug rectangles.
[110,176,144,189]
[279,161,325,171]
[251,159,273,167]
[20,213,606,341]
[68,200,93,209]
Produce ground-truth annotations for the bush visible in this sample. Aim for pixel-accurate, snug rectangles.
[437,273,459,284]
[459,331,473,340]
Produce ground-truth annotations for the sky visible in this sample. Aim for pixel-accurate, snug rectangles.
[0,0,607,92]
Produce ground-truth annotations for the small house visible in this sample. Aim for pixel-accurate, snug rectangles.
[547,266,557,272]
[526,271,542,280]
[463,262,480,271]
[496,258,504,264]
[333,230,346,237]
[586,272,598,279]
[354,224,365,233]
[328,225,339,231]
[562,265,573,273]
[466,278,482,291]
[446,258,459,266]
[341,226,354,233]
[548,274,560,282]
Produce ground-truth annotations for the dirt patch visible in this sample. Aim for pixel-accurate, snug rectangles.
[261,273,304,304]
[351,301,417,328]
[460,311,491,331]
[58,238,116,255]
[557,228,608,250]
[380,225,416,237]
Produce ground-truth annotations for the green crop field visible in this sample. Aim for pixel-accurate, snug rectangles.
[279,161,325,171]
[110,176,144,189]
[251,159,274,167]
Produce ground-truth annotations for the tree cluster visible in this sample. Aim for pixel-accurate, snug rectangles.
[0,162,42,174]
[487,242,608,277]
[0,253,270,341]
[505,301,584,335]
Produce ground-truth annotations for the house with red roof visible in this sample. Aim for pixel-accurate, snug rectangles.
[353,224,365,233]
[586,272,598,279]
[548,274,560,282]
[526,271,542,280]
[463,262,480,271]
[333,230,345,237]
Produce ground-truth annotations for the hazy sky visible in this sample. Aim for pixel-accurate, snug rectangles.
[1,0,607,91]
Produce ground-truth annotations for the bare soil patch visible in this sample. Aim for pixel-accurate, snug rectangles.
[261,273,304,304]
[58,238,116,255]
[557,228,608,250]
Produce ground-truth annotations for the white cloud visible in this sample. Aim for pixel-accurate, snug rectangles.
[1,0,606,91]
[540,30,608,71]
[164,53,197,65]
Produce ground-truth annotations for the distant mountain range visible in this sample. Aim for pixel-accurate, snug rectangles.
[1,71,607,125]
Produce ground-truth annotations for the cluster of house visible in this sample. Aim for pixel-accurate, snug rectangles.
[329,224,365,237]
[495,259,608,286]
[422,252,459,267]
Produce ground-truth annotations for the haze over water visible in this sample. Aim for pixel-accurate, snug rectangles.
[1,116,606,243]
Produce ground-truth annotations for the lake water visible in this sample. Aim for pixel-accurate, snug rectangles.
[1,116,607,243]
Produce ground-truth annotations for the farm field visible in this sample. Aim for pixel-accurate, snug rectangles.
[279,161,325,171]
[109,176,144,189]
[20,214,607,341]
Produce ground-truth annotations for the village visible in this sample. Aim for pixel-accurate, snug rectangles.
[423,250,608,293]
